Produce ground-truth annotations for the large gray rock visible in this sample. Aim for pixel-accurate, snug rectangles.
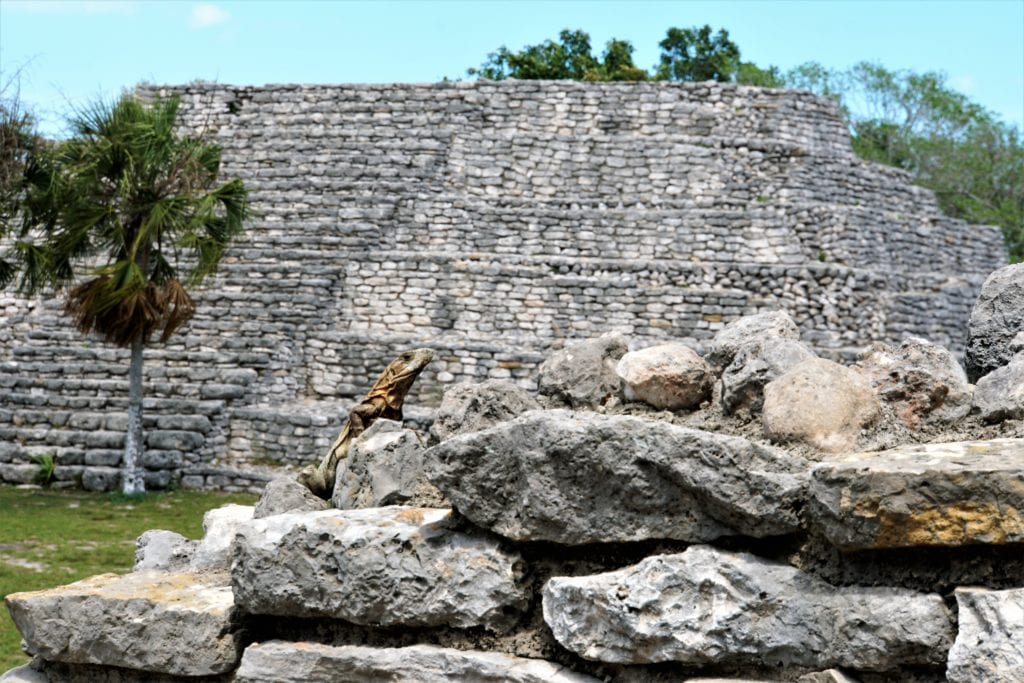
[809,439,1024,550]
[973,351,1024,423]
[231,507,527,632]
[705,310,800,371]
[762,358,881,453]
[235,641,599,683]
[254,476,331,519]
[425,409,808,544]
[0,665,47,683]
[189,503,254,571]
[856,337,972,429]
[542,545,952,670]
[4,570,240,676]
[797,672,863,683]
[615,343,714,410]
[965,262,1024,381]
[133,529,195,571]
[332,419,441,509]
[537,333,628,408]
[429,379,541,444]
[946,588,1024,683]
[720,337,816,417]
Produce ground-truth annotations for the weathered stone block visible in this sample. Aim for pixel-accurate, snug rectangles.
[231,507,527,632]
[973,351,1024,423]
[145,430,204,451]
[425,409,807,544]
[429,379,540,444]
[946,587,1024,683]
[809,439,1024,549]
[706,310,800,371]
[538,333,628,408]
[133,529,195,571]
[254,476,330,519]
[332,419,437,509]
[4,571,240,676]
[234,641,598,683]
[965,262,1024,381]
[542,545,952,670]
[721,337,816,416]
[189,503,254,571]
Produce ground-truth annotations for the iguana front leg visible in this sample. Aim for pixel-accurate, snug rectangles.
[348,398,388,439]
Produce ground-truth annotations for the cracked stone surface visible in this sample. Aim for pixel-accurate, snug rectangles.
[234,641,600,683]
[4,570,240,676]
[231,507,527,632]
[542,545,952,670]
[946,587,1024,683]
[425,409,808,544]
[809,439,1024,550]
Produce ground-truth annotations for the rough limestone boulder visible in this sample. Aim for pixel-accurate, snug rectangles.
[537,332,628,408]
[542,545,953,670]
[946,587,1024,683]
[972,351,1024,423]
[425,409,808,544]
[133,530,195,572]
[332,419,441,509]
[965,262,1024,381]
[856,337,972,429]
[189,503,254,571]
[254,476,331,519]
[705,310,800,371]
[720,337,817,417]
[0,665,47,682]
[429,379,541,444]
[615,343,714,410]
[235,641,599,683]
[809,439,1024,550]
[4,571,240,676]
[762,358,881,453]
[231,507,527,632]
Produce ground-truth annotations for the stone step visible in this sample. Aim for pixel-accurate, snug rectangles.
[4,571,242,677]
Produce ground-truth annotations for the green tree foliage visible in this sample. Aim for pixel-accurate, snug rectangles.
[468,26,777,84]
[0,71,40,288]
[468,29,648,81]
[3,93,250,492]
[788,61,1023,262]
[655,25,739,82]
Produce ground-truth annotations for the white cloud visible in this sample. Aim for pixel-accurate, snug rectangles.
[190,3,229,29]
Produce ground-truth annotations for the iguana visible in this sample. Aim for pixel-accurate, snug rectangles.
[297,348,434,500]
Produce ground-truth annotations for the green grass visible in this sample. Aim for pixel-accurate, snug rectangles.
[0,486,257,672]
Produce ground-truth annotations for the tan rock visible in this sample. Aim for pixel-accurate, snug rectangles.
[810,439,1024,550]
[616,343,713,410]
[762,358,881,453]
[856,337,971,429]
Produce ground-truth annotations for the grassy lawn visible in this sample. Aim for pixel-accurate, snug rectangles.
[0,486,257,673]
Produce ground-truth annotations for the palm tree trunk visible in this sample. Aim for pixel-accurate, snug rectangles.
[122,336,146,494]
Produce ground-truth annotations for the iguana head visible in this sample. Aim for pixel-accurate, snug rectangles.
[379,348,434,409]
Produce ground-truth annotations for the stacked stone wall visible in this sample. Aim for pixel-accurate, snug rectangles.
[0,81,1008,489]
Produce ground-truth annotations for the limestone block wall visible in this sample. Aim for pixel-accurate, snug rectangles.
[0,81,1008,489]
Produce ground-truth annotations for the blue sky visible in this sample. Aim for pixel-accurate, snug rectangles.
[2,0,1022,137]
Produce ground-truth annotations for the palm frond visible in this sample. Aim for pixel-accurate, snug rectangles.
[11,91,249,344]
[158,278,195,343]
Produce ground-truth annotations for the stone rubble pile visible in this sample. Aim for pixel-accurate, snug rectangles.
[4,263,1023,682]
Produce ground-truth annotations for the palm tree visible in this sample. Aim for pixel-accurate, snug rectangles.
[5,93,249,494]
